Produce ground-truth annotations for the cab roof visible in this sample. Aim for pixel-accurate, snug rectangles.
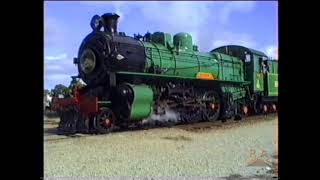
[211,45,268,58]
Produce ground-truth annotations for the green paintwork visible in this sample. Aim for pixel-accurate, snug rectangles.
[267,60,278,74]
[151,32,172,48]
[116,71,250,84]
[265,73,278,96]
[127,84,154,120]
[212,52,244,82]
[264,60,278,96]
[138,32,282,104]
[138,32,249,102]
[173,32,193,51]
[254,73,264,92]
[251,55,264,92]
[221,86,246,101]
[210,45,278,96]
[142,37,244,84]
[210,45,268,60]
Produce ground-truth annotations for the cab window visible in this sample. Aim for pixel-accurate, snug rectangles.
[245,54,251,62]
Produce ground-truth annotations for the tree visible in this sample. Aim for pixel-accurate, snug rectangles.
[44,89,50,96]
[51,84,71,97]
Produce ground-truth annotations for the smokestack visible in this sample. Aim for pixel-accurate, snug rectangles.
[101,13,120,34]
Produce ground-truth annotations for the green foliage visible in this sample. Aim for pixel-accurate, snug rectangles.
[51,84,71,97]
[44,89,50,96]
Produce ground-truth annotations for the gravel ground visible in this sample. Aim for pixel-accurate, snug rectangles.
[44,115,278,179]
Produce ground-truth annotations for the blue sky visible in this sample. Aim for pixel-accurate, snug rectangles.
[44,1,278,90]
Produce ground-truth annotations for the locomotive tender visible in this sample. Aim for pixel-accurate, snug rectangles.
[53,13,278,134]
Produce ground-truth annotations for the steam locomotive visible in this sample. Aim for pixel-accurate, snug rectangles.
[53,13,278,134]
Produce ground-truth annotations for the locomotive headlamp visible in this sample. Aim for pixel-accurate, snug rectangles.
[80,49,96,74]
[90,15,102,31]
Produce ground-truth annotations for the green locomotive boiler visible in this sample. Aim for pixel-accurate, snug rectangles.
[53,13,278,134]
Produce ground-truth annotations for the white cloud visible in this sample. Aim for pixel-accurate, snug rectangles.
[138,1,212,47]
[219,1,256,24]
[78,1,256,51]
[47,74,71,81]
[211,32,257,50]
[78,1,206,49]
[44,56,77,75]
[80,1,128,6]
[44,1,273,89]
[44,14,71,89]
[45,64,62,71]
[264,45,278,59]
[45,74,72,90]
[138,2,255,51]
[45,53,67,61]
[44,16,68,48]
[79,1,131,22]
[44,53,77,89]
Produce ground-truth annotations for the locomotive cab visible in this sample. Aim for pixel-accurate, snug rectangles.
[211,45,269,93]
[211,45,278,113]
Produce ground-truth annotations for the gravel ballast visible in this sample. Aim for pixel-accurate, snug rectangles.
[44,115,278,178]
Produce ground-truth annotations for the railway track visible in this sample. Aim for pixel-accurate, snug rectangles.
[44,114,277,142]
[175,114,277,132]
